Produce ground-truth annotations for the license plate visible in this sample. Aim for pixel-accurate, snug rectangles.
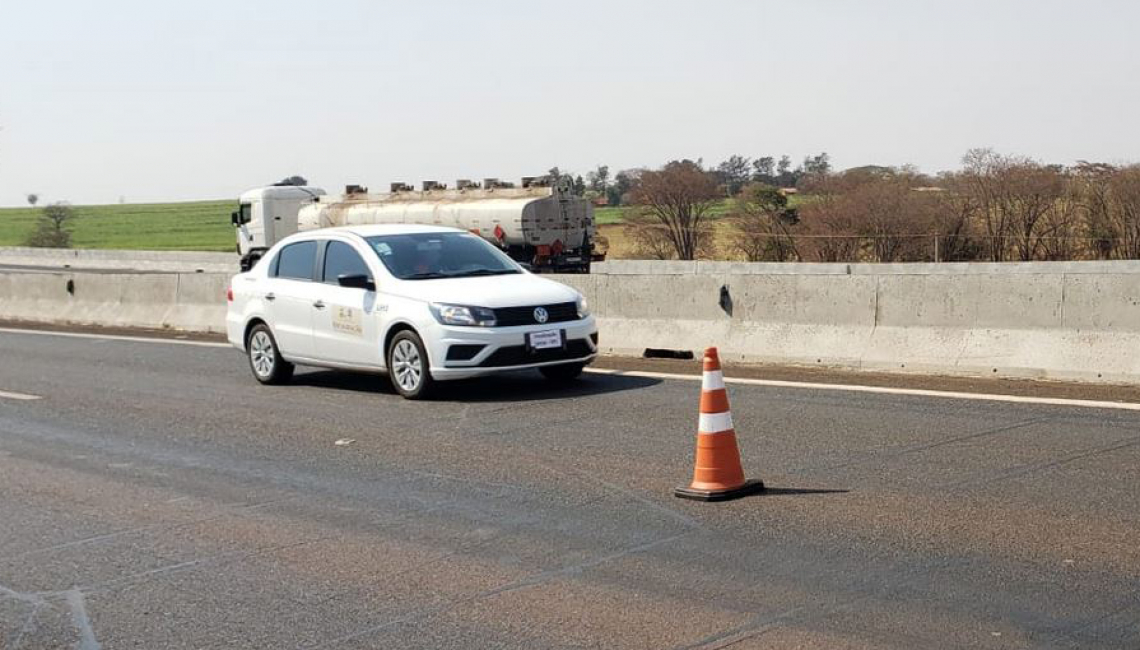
[528,329,563,350]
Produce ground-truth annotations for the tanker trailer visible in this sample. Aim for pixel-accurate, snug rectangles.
[233,179,600,273]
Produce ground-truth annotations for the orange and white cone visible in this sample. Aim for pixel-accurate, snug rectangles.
[674,347,765,501]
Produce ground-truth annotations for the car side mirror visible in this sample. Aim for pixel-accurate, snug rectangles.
[338,273,375,291]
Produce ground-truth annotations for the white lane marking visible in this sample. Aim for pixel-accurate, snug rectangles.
[0,327,230,348]
[0,390,41,401]
[65,588,101,650]
[587,368,1140,413]
[3,326,1139,413]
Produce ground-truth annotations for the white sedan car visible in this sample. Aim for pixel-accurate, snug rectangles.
[226,224,598,398]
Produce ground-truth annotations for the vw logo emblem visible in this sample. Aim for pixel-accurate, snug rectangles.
[533,307,549,324]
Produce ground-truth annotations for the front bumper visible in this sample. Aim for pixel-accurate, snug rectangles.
[426,315,598,380]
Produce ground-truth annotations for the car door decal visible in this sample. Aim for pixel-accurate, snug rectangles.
[332,306,364,336]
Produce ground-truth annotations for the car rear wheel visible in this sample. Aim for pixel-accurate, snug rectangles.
[247,323,294,385]
[388,330,434,399]
[539,362,585,382]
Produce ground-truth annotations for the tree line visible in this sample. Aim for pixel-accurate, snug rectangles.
[605,150,1140,263]
[560,152,831,207]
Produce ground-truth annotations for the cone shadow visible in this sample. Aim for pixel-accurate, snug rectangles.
[675,484,850,502]
[757,487,851,497]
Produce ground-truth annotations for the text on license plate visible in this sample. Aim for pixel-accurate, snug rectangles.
[529,329,563,350]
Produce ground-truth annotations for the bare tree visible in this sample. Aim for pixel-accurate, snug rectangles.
[1004,164,1066,261]
[1036,189,1082,261]
[960,150,1067,261]
[26,193,39,207]
[798,191,862,262]
[798,170,935,262]
[932,173,983,261]
[961,149,1013,261]
[623,217,682,260]
[728,183,799,261]
[25,203,75,248]
[1106,166,1140,258]
[1074,163,1140,259]
[628,160,721,260]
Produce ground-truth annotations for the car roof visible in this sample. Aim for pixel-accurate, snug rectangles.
[318,224,464,237]
[277,224,466,247]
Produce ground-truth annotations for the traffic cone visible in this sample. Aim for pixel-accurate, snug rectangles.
[674,347,765,502]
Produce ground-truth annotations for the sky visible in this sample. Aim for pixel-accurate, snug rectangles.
[0,0,1138,206]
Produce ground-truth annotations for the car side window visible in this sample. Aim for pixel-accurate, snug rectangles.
[271,241,317,281]
[323,241,372,285]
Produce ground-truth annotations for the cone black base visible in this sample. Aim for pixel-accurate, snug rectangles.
[674,479,765,502]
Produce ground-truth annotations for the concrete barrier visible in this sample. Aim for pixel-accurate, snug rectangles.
[4,258,1140,384]
[0,270,228,333]
[0,247,238,273]
[558,260,1140,384]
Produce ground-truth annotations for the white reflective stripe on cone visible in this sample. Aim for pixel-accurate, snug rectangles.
[698,411,733,433]
[702,370,725,391]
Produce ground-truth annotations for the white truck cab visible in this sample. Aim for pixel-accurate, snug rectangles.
[232,185,326,268]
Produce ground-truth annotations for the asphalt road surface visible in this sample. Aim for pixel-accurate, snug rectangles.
[1,329,1138,649]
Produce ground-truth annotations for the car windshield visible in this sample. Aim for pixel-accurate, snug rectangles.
[365,232,522,280]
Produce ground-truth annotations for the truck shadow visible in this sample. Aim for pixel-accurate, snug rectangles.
[291,369,662,402]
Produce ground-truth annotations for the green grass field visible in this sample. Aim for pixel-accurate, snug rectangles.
[595,199,742,225]
[0,195,807,252]
[0,200,236,251]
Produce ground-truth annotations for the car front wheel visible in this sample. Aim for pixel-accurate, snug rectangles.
[388,330,434,399]
[247,323,294,385]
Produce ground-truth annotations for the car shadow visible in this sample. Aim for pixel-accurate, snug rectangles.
[290,368,662,402]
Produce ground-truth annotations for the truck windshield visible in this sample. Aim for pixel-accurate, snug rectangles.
[366,232,521,280]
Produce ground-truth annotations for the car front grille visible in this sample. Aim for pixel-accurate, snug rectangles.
[491,302,578,327]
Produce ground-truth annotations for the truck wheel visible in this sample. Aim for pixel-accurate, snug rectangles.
[247,323,294,385]
[539,362,584,382]
[388,330,435,399]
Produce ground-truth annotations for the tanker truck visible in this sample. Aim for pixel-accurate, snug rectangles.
[231,178,602,273]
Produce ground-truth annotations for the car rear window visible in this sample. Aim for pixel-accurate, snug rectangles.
[273,241,317,281]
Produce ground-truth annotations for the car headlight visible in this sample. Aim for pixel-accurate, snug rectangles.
[430,303,497,327]
[576,294,590,318]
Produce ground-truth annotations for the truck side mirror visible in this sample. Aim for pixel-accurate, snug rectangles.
[231,211,240,226]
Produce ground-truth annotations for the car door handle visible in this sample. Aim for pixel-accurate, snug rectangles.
[313,300,326,310]
[264,292,276,301]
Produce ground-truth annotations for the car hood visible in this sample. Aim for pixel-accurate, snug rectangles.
[386,273,581,308]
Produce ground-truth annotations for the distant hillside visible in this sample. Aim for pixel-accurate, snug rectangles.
[0,200,235,251]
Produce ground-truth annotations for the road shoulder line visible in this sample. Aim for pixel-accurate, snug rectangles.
[585,368,1140,412]
[0,389,42,401]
